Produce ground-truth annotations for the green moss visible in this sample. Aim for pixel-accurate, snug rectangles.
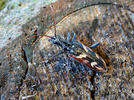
[0,0,7,10]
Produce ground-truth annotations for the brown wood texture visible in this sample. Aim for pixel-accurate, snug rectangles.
[0,0,134,100]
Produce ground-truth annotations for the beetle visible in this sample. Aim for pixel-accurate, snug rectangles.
[32,5,107,73]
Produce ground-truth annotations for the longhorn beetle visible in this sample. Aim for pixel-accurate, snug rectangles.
[32,5,107,72]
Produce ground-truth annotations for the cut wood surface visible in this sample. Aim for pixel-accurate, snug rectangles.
[0,0,134,99]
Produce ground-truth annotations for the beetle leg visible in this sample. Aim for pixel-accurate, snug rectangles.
[66,56,71,79]
[72,33,76,42]
[90,42,100,49]
[41,50,64,65]
[67,32,71,41]
[62,34,65,40]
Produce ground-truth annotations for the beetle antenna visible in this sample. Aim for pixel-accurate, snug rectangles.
[32,34,54,39]
[50,5,56,37]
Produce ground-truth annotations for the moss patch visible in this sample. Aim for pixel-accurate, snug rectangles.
[0,0,7,10]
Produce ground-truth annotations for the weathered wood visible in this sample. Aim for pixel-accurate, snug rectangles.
[0,0,134,99]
